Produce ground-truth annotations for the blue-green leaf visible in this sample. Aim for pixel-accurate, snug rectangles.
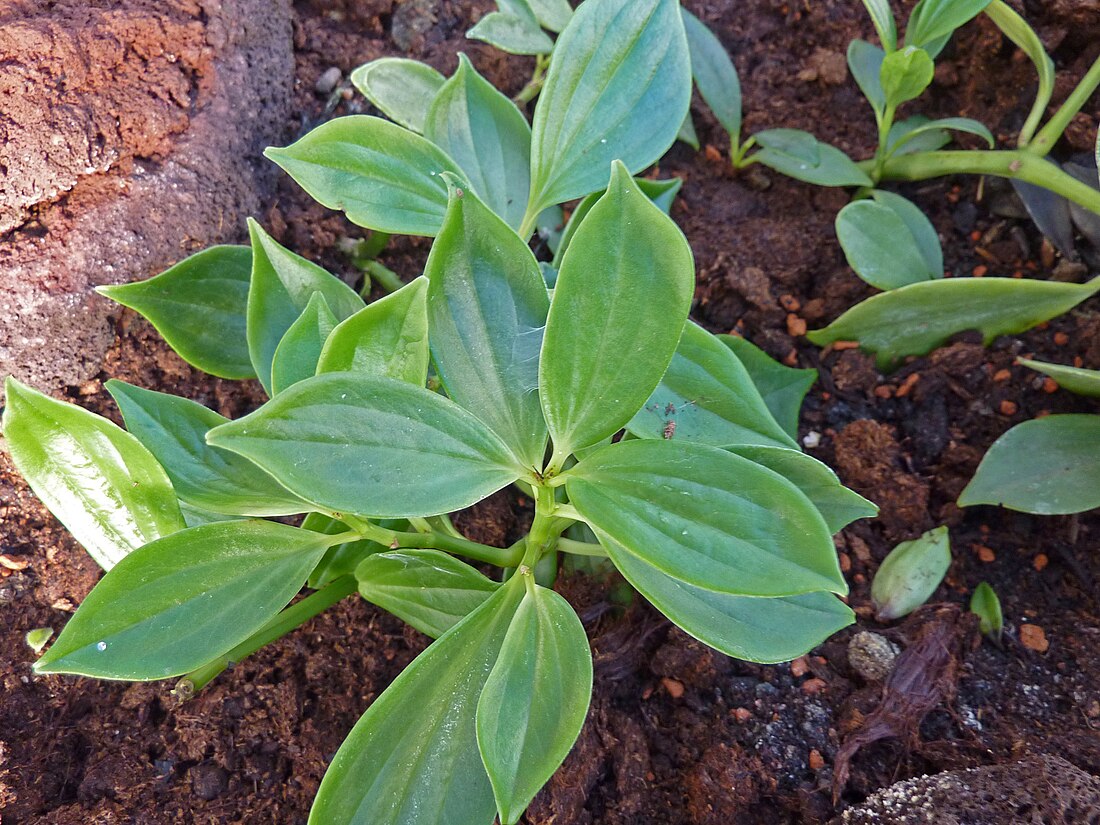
[682,8,741,141]
[720,335,817,441]
[350,58,446,134]
[836,192,943,290]
[271,293,338,395]
[848,39,886,114]
[752,129,873,188]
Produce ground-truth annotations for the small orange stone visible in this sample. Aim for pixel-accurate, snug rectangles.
[786,314,808,336]
[780,294,801,312]
[732,707,752,722]
[832,340,860,351]
[783,349,799,366]
[999,400,1018,416]
[790,656,809,677]
[704,144,724,163]
[1053,331,1069,346]
[839,552,852,572]
[1020,624,1049,653]
[662,677,685,698]
[874,385,894,399]
[972,265,988,277]
[975,544,996,563]
[1042,377,1059,394]
[801,678,827,695]
[1033,553,1049,571]
[896,373,920,398]
[808,749,826,771]
[992,369,1012,382]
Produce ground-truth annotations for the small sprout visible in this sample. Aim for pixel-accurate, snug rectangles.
[25,627,53,654]
[970,581,1003,643]
[871,525,951,621]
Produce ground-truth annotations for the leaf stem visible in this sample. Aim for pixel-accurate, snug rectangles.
[556,538,608,557]
[175,575,358,696]
[344,516,524,567]
[514,53,550,106]
[1028,54,1100,156]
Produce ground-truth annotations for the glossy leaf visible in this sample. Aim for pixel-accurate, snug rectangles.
[567,439,846,597]
[871,525,951,621]
[427,184,549,470]
[425,55,532,230]
[477,583,592,824]
[958,415,1100,514]
[808,277,1100,370]
[752,129,873,188]
[308,577,525,825]
[467,10,554,55]
[682,8,741,141]
[836,192,942,290]
[356,550,500,638]
[96,246,254,380]
[528,0,573,32]
[720,335,817,440]
[848,39,886,114]
[888,116,995,156]
[610,541,854,663]
[34,520,333,679]
[540,163,694,459]
[860,0,898,51]
[350,58,446,133]
[106,380,311,517]
[626,322,796,449]
[906,0,992,53]
[207,373,524,519]
[526,0,691,215]
[3,377,184,570]
[303,512,390,588]
[247,220,365,394]
[264,116,469,236]
[1018,358,1100,398]
[271,293,338,395]
[879,46,934,108]
[728,445,879,534]
[970,581,1003,641]
[316,277,430,385]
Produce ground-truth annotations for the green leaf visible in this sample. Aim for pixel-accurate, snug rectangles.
[2,377,184,571]
[467,10,554,55]
[887,116,994,156]
[836,194,942,290]
[350,58,446,133]
[527,0,573,32]
[677,110,700,149]
[983,1,1052,145]
[427,184,549,470]
[1018,358,1100,398]
[871,525,951,621]
[752,129,873,188]
[879,46,934,108]
[264,116,469,237]
[308,576,525,825]
[425,55,532,231]
[96,246,255,380]
[316,276,430,385]
[958,414,1100,514]
[566,439,846,597]
[34,520,333,679]
[682,9,741,141]
[626,322,796,449]
[720,335,817,440]
[207,373,524,519]
[609,541,854,663]
[356,549,500,638]
[540,163,694,460]
[527,0,691,215]
[807,277,1100,370]
[860,0,898,51]
[848,39,886,114]
[271,293,338,395]
[106,380,311,517]
[728,445,879,534]
[179,501,237,527]
[906,0,992,54]
[246,220,364,394]
[970,581,1003,641]
[477,583,592,825]
[303,512,390,588]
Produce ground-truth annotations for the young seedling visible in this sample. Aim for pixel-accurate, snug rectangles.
[970,581,1004,643]
[871,525,951,621]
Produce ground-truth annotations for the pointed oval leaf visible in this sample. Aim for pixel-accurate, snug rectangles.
[678,110,700,150]
[879,46,934,108]
[848,39,886,114]
[316,276,429,385]
[984,1,1052,145]
[467,11,555,55]
[356,549,499,638]
[887,116,994,156]
[271,293,339,395]
[106,380,311,517]
[308,577,525,825]
[350,58,446,133]
[906,0,992,53]
[206,373,524,519]
[752,129,873,187]
[528,0,572,32]
[970,581,1003,641]
[34,520,334,679]
[541,163,694,459]
[860,0,898,51]
[626,322,796,449]
[246,220,364,394]
[871,525,951,621]
[264,116,469,236]
[609,540,854,663]
[682,9,742,141]
[477,584,592,825]
[958,414,1100,514]
[96,245,254,380]
[425,55,532,232]
[1017,358,1100,398]
[836,195,942,290]
[808,277,1100,370]
[719,335,817,440]
[527,0,691,214]
[427,184,549,470]
[566,439,846,597]
[3,377,184,570]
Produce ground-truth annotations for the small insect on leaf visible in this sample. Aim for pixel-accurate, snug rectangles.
[969,581,1003,642]
[871,525,951,621]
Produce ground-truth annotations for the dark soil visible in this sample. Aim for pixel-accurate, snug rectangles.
[3,1,1100,823]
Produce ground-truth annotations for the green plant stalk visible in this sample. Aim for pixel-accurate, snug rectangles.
[556,538,608,557]
[871,149,1100,215]
[521,485,559,569]
[1028,55,1100,156]
[342,513,524,566]
[176,574,359,695]
[873,103,898,179]
[515,53,551,106]
[362,260,405,294]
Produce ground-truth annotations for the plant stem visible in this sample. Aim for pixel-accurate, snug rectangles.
[1028,55,1100,157]
[515,53,550,106]
[873,149,1100,215]
[175,575,358,697]
[521,485,558,569]
[517,208,539,242]
[363,260,404,294]
[872,103,897,181]
[556,538,608,557]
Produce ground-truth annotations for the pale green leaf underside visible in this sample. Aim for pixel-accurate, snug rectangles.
[719,335,816,440]
[871,525,951,620]
[350,57,446,133]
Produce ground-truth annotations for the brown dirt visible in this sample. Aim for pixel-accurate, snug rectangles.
[3,0,1100,823]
